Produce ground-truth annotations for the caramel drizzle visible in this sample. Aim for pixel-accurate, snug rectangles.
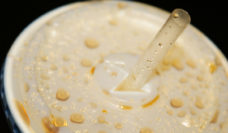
[142,95,160,108]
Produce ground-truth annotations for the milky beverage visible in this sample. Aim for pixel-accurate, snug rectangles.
[6,1,228,133]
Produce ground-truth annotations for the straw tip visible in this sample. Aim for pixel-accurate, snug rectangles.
[172,8,191,23]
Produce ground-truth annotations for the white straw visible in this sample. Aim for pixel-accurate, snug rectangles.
[116,9,191,91]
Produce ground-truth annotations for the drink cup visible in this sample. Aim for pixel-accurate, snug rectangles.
[1,1,228,133]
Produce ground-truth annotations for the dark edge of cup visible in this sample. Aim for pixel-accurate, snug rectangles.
[0,62,21,133]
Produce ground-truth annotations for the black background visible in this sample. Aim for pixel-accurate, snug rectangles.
[0,0,227,132]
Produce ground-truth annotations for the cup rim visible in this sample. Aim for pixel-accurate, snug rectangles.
[2,0,228,133]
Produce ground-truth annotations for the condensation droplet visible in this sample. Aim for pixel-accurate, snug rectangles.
[158,43,163,48]
[182,119,191,128]
[154,50,158,54]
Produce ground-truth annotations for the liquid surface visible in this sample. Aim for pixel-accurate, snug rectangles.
[9,1,228,133]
